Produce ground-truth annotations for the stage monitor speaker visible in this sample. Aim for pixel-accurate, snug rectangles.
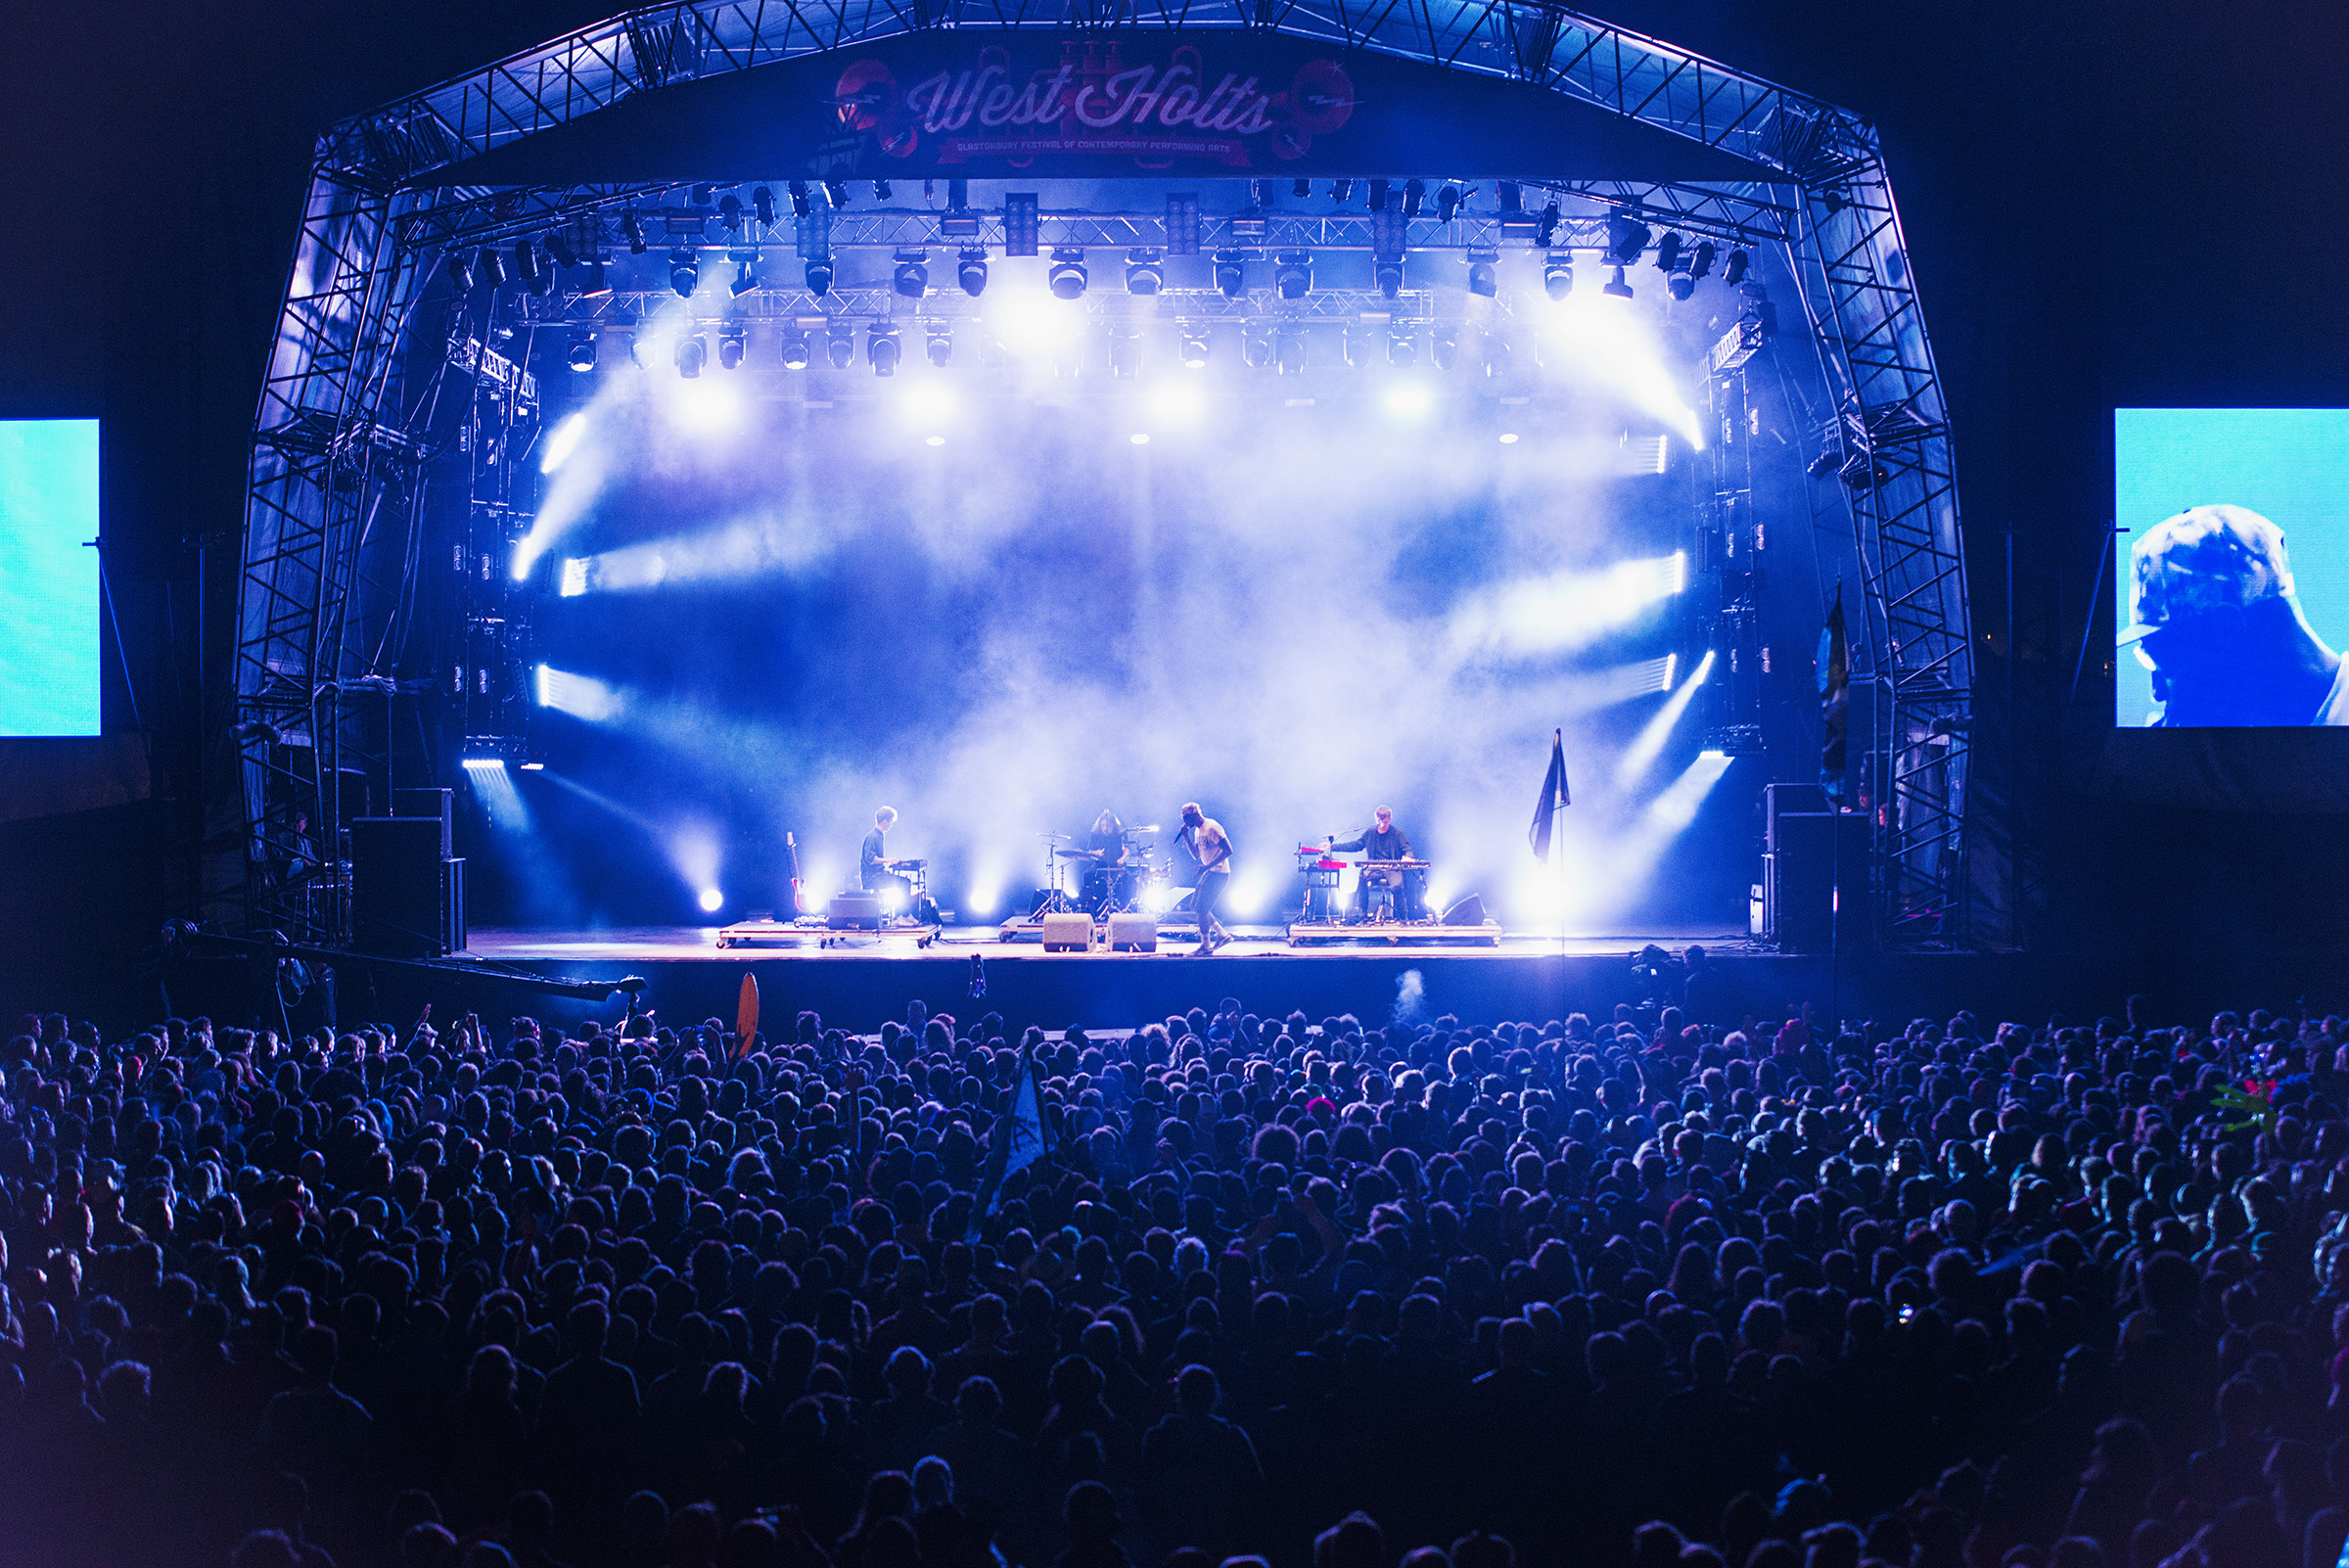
[1440,894,1487,927]
[827,893,882,930]
[353,818,460,956]
[1768,810,1869,953]
[1764,783,1830,853]
[393,788,454,857]
[1040,912,1094,952]
[1106,912,1157,952]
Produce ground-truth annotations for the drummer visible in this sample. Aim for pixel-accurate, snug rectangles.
[1081,808,1128,911]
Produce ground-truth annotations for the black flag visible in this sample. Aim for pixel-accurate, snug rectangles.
[1529,729,1570,861]
[1818,584,1849,802]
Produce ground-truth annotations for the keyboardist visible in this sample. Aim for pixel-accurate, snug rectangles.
[859,807,916,912]
[1330,807,1421,922]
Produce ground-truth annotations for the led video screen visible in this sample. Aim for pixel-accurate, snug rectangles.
[2115,408,2349,727]
[0,420,102,737]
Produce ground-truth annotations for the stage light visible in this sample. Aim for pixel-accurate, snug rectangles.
[868,325,901,376]
[1605,214,1651,266]
[545,230,578,268]
[1404,179,1426,218]
[623,210,647,254]
[718,193,743,234]
[1213,251,1246,298]
[1466,253,1497,298]
[541,410,589,473]
[1535,204,1561,248]
[824,180,849,208]
[788,181,811,218]
[1498,431,1519,443]
[873,179,892,201]
[729,252,760,296]
[1448,552,1690,658]
[894,250,929,298]
[826,325,854,369]
[753,186,774,226]
[1691,240,1717,281]
[674,333,707,378]
[558,558,589,596]
[1109,329,1142,379]
[1385,383,1431,418]
[445,249,474,296]
[629,333,655,370]
[717,326,745,370]
[1647,751,1734,832]
[477,245,506,289]
[668,248,698,297]
[1126,249,1164,295]
[1667,260,1695,301]
[1332,179,1355,203]
[1343,327,1364,368]
[957,247,988,296]
[1274,328,1307,375]
[1725,248,1750,285]
[1603,265,1634,300]
[1654,231,1682,275]
[1179,326,1210,368]
[581,255,610,297]
[1004,192,1039,255]
[566,331,597,373]
[1375,256,1404,299]
[698,887,725,913]
[1616,649,1716,790]
[1483,336,1512,377]
[1387,329,1416,368]
[925,435,944,446]
[463,757,507,772]
[1437,183,1463,222]
[780,326,811,370]
[1048,248,1088,300]
[1432,324,1459,370]
[1242,325,1271,369]
[1544,253,1574,300]
[533,664,622,721]
[1369,178,1390,211]
[1130,433,1150,445]
[806,256,833,296]
[518,761,544,771]
[1273,250,1313,300]
[927,325,952,367]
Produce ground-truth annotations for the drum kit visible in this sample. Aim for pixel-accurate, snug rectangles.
[1036,826,1172,917]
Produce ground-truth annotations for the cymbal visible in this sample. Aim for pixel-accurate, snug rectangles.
[1038,831,1074,840]
[1054,848,1102,858]
[1129,824,1161,833]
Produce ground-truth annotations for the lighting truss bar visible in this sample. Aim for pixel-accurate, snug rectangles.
[546,286,1442,324]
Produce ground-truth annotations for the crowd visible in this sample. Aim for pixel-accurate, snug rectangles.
[5,985,2349,1568]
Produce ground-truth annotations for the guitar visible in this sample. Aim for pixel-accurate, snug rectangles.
[786,831,806,916]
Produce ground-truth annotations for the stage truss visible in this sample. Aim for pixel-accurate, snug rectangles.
[225,0,1984,948]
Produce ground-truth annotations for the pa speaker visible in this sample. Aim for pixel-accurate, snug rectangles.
[353,818,459,956]
[1106,912,1158,952]
[1768,810,1868,953]
[1040,912,1094,952]
[827,893,882,930]
[1440,894,1487,927]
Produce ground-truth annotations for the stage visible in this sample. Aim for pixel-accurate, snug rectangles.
[304,922,2045,1040]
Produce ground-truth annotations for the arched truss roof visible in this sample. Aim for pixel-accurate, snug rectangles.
[232,0,1988,946]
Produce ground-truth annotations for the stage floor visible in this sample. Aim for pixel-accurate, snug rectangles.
[467,923,1753,963]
